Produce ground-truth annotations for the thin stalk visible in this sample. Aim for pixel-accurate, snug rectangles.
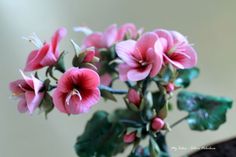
[99,85,128,94]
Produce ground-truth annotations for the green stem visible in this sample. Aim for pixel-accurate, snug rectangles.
[165,115,189,136]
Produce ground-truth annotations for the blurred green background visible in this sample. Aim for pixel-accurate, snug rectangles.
[0,0,236,157]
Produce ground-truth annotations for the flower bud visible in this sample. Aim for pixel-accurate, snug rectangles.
[123,132,136,143]
[165,82,175,93]
[127,89,141,107]
[151,117,165,131]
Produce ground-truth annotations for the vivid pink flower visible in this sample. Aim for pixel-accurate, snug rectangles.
[9,71,44,114]
[53,67,100,114]
[154,29,197,69]
[151,117,165,131]
[116,32,163,81]
[127,89,141,107]
[123,132,136,143]
[24,27,67,71]
[80,23,140,85]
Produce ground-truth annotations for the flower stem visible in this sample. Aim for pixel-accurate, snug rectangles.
[165,115,189,136]
[99,85,128,94]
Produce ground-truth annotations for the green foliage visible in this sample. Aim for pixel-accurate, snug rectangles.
[175,67,199,88]
[55,51,66,73]
[39,92,54,119]
[75,109,143,157]
[177,91,233,131]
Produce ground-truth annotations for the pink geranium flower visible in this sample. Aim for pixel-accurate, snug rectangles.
[24,27,67,71]
[116,32,163,81]
[79,23,140,85]
[9,71,44,114]
[53,67,100,114]
[154,29,197,69]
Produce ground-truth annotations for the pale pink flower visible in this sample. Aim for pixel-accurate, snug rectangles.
[53,67,100,114]
[127,89,141,107]
[123,132,136,143]
[116,32,163,81]
[24,27,67,71]
[151,117,165,131]
[82,23,140,49]
[81,23,140,85]
[154,29,197,69]
[9,71,44,114]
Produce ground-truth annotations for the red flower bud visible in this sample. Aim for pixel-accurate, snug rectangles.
[151,117,165,131]
[127,89,141,107]
[166,82,175,93]
[123,132,136,143]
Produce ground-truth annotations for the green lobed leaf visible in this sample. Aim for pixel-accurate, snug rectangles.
[75,110,139,157]
[177,91,233,131]
[174,67,199,88]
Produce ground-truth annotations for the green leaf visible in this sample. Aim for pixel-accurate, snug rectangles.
[39,92,54,119]
[177,91,233,131]
[149,137,160,157]
[128,146,150,157]
[55,51,66,73]
[75,111,127,157]
[174,67,199,88]
[152,91,166,113]
[100,89,117,102]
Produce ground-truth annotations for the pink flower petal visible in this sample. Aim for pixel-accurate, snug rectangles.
[25,91,44,114]
[20,70,34,89]
[116,40,137,67]
[31,75,43,95]
[146,45,163,77]
[117,23,137,40]
[154,29,174,50]
[118,63,130,81]
[136,32,158,58]
[51,27,67,56]
[127,64,152,81]
[100,73,113,86]
[103,24,118,47]
[53,90,68,113]
[74,68,100,89]
[9,79,26,95]
[82,32,104,49]
[24,44,50,71]
[17,98,28,113]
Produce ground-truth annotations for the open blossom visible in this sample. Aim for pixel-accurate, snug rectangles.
[81,23,140,49]
[154,29,197,69]
[53,67,100,114]
[79,23,140,85]
[24,27,67,71]
[9,71,44,114]
[116,32,163,81]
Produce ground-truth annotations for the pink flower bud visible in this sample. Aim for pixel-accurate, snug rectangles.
[151,117,165,131]
[127,89,141,107]
[166,83,175,93]
[123,132,136,143]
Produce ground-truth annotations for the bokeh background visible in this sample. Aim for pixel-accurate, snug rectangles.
[1,0,236,157]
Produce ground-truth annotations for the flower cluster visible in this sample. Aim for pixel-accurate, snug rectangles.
[9,23,232,157]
